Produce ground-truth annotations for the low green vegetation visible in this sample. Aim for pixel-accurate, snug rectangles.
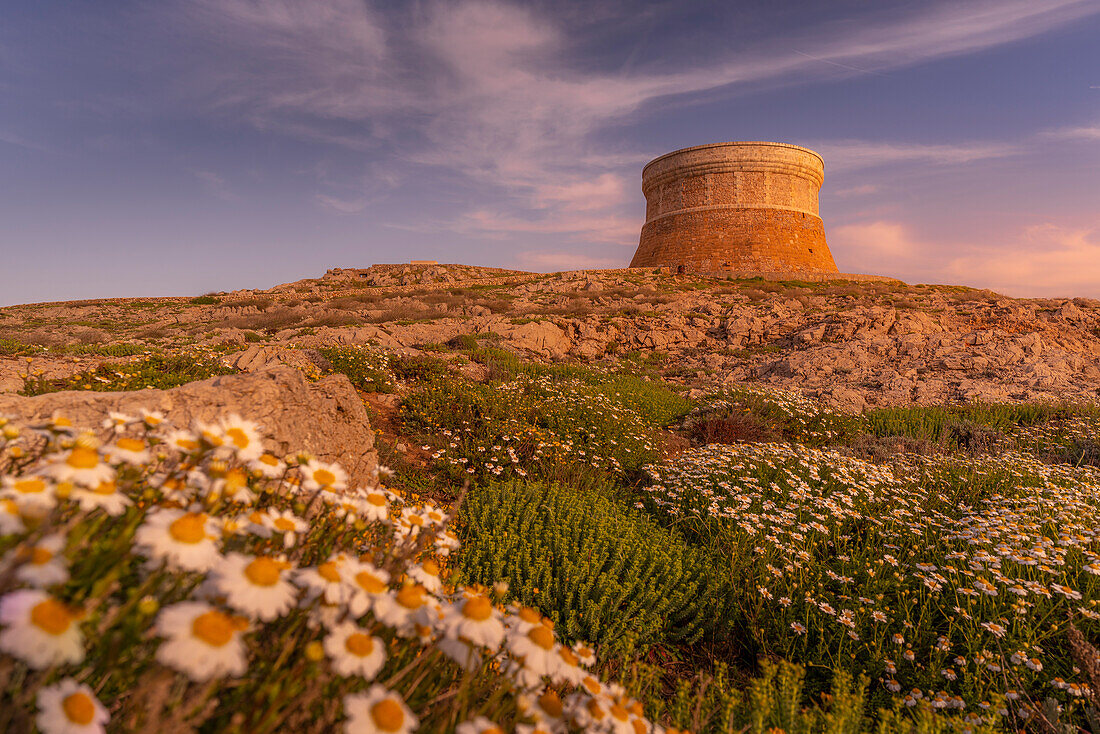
[20,353,233,395]
[459,480,725,658]
[400,358,688,485]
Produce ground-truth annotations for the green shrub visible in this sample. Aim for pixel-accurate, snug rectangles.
[690,388,858,446]
[390,354,452,382]
[860,402,1100,447]
[401,372,668,482]
[458,480,727,658]
[189,294,221,305]
[21,354,233,395]
[317,346,393,393]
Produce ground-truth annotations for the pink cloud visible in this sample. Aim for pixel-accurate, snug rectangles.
[830,219,1100,298]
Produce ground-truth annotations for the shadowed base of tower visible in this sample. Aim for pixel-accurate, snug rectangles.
[631,207,838,273]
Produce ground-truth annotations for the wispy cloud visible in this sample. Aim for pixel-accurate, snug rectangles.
[191,169,239,202]
[1040,124,1100,141]
[813,141,1020,172]
[160,0,1098,247]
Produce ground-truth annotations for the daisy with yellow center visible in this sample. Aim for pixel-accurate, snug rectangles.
[553,644,585,685]
[140,409,166,428]
[358,488,394,523]
[343,686,418,734]
[373,583,433,637]
[455,716,506,734]
[49,413,76,433]
[572,641,596,667]
[249,452,286,479]
[165,429,201,454]
[219,414,264,461]
[435,529,461,556]
[211,552,297,621]
[210,467,255,505]
[345,560,393,617]
[106,436,151,466]
[154,602,248,681]
[408,559,444,593]
[46,443,116,489]
[0,497,25,535]
[0,589,85,669]
[322,621,386,679]
[35,678,108,734]
[301,459,348,492]
[507,623,563,687]
[15,533,69,588]
[0,474,57,514]
[295,554,354,605]
[444,593,504,649]
[72,478,132,516]
[133,508,222,572]
[264,509,308,548]
[194,420,227,450]
[101,411,133,434]
[523,689,566,723]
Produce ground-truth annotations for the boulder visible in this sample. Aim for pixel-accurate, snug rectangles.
[226,345,318,373]
[0,366,377,489]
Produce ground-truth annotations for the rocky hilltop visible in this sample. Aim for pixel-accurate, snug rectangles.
[2,263,1098,409]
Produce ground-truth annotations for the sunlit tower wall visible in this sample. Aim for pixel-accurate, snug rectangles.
[629,142,839,274]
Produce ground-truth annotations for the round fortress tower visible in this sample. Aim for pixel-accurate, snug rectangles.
[629,142,839,274]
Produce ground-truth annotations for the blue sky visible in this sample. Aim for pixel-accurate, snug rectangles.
[2,0,1099,305]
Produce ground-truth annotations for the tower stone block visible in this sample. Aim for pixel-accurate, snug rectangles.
[629,142,839,274]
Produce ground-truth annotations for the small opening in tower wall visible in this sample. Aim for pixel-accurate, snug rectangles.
[808,248,814,254]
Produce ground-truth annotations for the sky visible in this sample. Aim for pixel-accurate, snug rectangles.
[1,0,1099,306]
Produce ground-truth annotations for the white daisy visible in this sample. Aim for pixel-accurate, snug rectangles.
[345,561,392,617]
[164,429,201,454]
[1,474,57,514]
[456,716,506,734]
[133,508,221,572]
[323,621,386,679]
[301,459,348,492]
[45,445,115,489]
[15,534,69,588]
[444,593,505,649]
[140,409,166,429]
[105,436,151,466]
[249,453,286,479]
[0,498,25,535]
[220,414,264,461]
[211,553,297,621]
[295,555,354,605]
[36,678,109,734]
[372,583,432,637]
[508,624,562,685]
[71,479,132,516]
[0,589,85,669]
[407,559,444,593]
[343,686,418,734]
[154,602,248,681]
[101,411,134,434]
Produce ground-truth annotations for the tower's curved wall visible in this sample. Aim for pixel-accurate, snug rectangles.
[629,142,839,273]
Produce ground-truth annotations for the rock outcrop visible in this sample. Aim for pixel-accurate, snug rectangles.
[0,367,377,487]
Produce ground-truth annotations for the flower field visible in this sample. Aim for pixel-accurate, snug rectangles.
[0,410,658,733]
[3,343,1099,732]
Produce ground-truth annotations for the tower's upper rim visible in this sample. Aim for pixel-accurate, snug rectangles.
[642,142,824,176]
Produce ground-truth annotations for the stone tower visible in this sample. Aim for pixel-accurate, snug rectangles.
[629,142,838,274]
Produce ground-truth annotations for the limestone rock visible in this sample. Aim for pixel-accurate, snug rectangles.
[227,345,318,373]
[0,367,377,488]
